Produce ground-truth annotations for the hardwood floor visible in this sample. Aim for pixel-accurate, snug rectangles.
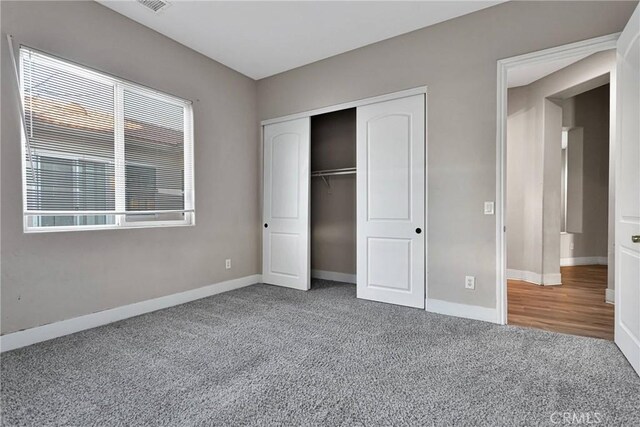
[508,265,614,340]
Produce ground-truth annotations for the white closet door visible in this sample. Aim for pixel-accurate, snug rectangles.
[356,95,425,308]
[615,4,640,376]
[262,118,310,290]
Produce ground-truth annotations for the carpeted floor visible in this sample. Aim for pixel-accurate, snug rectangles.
[1,280,639,426]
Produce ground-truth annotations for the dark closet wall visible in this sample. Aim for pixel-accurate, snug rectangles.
[310,109,356,276]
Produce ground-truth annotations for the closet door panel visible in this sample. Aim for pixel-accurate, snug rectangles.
[270,134,300,219]
[263,118,310,290]
[368,238,412,290]
[269,232,300,277]
[367,114,411,221]
[357,95,425,308]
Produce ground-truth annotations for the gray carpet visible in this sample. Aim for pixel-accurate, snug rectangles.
[1,280,639,426]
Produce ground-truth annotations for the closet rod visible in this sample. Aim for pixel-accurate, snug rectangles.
[310,167,356,177]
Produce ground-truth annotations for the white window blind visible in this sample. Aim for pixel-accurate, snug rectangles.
[19,48,194,231]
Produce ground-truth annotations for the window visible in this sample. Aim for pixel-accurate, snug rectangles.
[31,154,114,228]
[20,48,194,232]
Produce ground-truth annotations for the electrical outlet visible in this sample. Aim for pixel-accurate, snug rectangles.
[465,276,475,290]
[570,242,574,251]
[225,259,231,270]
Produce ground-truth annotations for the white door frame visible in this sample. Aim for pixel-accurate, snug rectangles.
[261,87,427,305]
[495,33,619,325]
[261,86,427,126]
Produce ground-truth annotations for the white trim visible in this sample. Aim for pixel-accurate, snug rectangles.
[22,221,195,234]
[0,274,262,353]
[426,298,499,324]
[605,288,615,304]
[261,86,427,125]
[506,269,562,285]
[184,102,196,227]
[496,33,619,325]
[543,273,563,286]
[560,256,608,266]
[507,269,542,284]
[424,92,429,309]
[114,83,126,227]
[497,33,620,68]
[496,56,508,324]
[311,269,356,284]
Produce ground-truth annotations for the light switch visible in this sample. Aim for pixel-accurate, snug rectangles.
[484,201,495,215]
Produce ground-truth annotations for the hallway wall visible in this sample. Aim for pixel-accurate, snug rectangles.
[560,85,611,262]
[506,51,615,284]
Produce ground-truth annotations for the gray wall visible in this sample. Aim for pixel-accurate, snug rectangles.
[506,51,615,282]
[1,1,260,334]
[560,85,611,260]
[506,86,541,276]
[310,110,356,276]
[542,98,563,281]
[257,1,636,308]
[1,1,635,334]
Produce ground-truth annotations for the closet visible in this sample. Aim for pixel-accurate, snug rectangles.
[310,109,357,286]
[262,91,426,309]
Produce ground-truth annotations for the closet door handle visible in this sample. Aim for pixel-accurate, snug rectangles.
[264,223,268,228]
[415,228,422,234]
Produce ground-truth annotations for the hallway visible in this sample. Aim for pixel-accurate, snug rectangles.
[508,265,614,340]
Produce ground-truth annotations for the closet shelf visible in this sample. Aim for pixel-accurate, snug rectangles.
[311,167,356,177]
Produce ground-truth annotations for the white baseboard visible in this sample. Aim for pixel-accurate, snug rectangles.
[605,288,615,304]
[426,298,499,324]
[507,269,541,284]
[506,269,562,285]
[560,256,608,266]
[543,273,563,286]
[311,269,356,284]
[0,274,262,353]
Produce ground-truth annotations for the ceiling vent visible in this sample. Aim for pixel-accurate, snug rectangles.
[137,0,171,13]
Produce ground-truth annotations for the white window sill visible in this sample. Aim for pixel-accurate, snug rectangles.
[23,221,195,234]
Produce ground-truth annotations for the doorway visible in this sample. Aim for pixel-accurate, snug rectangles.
[496,34,619,338]
[507,73,614,339]
[500,7,639,375]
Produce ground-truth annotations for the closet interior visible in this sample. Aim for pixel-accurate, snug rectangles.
[310,108,357,287]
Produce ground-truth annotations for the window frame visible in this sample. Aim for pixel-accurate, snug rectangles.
[20,47,195,233]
